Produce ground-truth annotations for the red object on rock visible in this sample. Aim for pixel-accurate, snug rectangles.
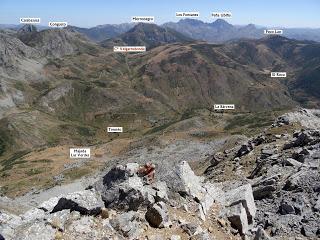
[138,163,155,183]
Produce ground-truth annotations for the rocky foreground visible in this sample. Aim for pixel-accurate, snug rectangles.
[0,109,320,240]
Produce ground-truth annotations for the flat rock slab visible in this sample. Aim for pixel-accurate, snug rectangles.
[38,189,104,215]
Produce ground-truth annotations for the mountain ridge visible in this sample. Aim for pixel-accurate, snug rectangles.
[163,19,320,43]
[100,23,193,49]
[2,20,320,43]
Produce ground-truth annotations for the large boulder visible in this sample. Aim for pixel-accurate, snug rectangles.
[110,211,143,239]
[39,189,104,215]
[173,161,223,220]
[226,203,249,235]
[14,221,56,240]
[254,226,271,240]
[252,175,279,200]
[224,184,256,225]
[236,143,254,158]
[20,208,46,222]
[145,202,170,228]
[174,161,205,200]
[46,209,70,231]
[199,183,225,219]
[226,203,249,234]
[283,130,319,149]
[220,184,257,235]
[253,185,277,200]
[0,211,23,239]
[292,148,310,163]
[283,169,319,191]
[96,163,168,211]
[65,215,105,238]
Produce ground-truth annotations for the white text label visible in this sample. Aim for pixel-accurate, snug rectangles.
[108,127,123,133]
[271,72,287,78]
[113,46,146,52]
[70,148,90,159]
[214,104,235,110]
[211,12,232,18]
[131,16,154,23]
[48,22,68,28]
[264,29,283,35]
[20,18,41,24]
[176,12,200,18]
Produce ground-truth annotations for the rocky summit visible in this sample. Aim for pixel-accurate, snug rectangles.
[1,109,319,240]
[0,161,257,240]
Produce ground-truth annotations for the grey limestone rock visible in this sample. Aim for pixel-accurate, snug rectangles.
[96,163,168,211]
[110,211,143,239]
[226,203,249,235]
[224,184,256,225]
[145,202,170,228]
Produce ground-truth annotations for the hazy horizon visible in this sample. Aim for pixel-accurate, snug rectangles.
[1,0,319,28]
[1,20,320,30]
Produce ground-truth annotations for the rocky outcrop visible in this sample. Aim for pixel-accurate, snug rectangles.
[202,112,320,239]
[2,119,319,239]
[235,135,267,159]
[17,27,98,58]
[275,108,320,129]
[224,184,256,226]
[173,161,257,234]
[174,161,206,199]
[249,130,320,238]
[109,211,144,239]
[226,203,249,234]
[95,163,168,211]
[172,161,226,221]
[145,202,170,228]
[283,130,320,149]
[252,175,279,200]
[1,160,256,239]
[0,32,43,80]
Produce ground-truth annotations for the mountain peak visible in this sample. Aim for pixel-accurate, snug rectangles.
[244,23,256,29]
[178,19,205,26]
[128,23,161,32]
[210,19,233,29]
[18,24,37,33]
[117,23,192,49]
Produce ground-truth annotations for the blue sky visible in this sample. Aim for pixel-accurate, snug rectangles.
[0,0,319,28]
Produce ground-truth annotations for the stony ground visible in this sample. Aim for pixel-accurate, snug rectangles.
[0,108,319,240]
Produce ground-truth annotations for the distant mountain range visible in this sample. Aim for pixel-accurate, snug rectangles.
[163,19,320,43]
[1,22,320,157]
[67,23,134,42]
[1,20,320,43]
